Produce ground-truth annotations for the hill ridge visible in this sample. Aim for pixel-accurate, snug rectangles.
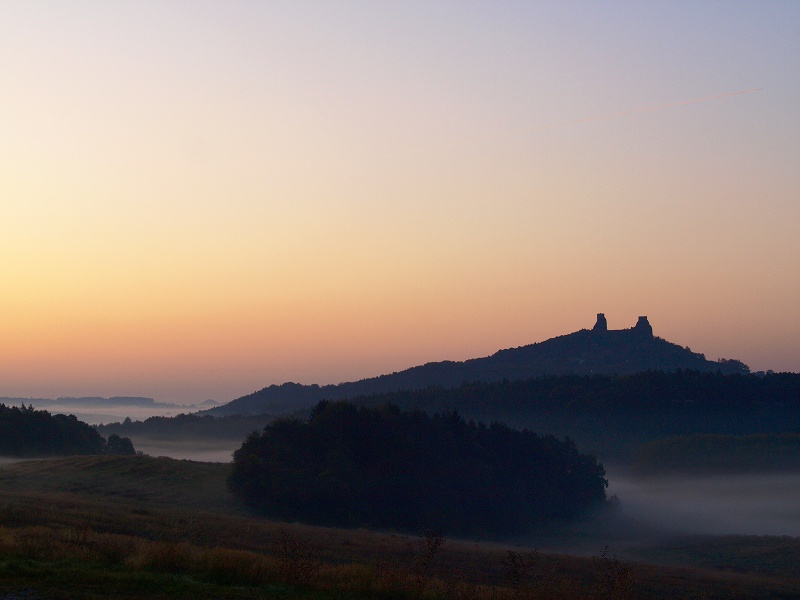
[205,314,749,416]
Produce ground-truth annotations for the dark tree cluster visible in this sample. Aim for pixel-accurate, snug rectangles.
[228,401,607,536]
[0,403,135,457]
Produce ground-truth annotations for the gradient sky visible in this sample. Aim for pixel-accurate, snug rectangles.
[1,1,799,403]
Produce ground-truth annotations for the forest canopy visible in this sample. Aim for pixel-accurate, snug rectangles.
[0,403,135,457]
[338,371,800,461]
[228,401,607,536]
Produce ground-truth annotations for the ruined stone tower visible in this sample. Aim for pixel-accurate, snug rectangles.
[592,313,608,333]
[633,316,653,337]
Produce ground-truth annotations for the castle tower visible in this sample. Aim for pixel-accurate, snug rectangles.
[592,313,608,333]
[634,316,653,337]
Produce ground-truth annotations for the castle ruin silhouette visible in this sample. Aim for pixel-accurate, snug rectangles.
[592,313,653,338]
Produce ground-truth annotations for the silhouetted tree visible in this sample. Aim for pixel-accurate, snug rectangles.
[103,433,136,455]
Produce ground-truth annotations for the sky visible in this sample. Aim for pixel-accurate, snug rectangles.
[1,1,799,404]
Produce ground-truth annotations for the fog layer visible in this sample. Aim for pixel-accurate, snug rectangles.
[607,471,800,536]
[130,438,238,463]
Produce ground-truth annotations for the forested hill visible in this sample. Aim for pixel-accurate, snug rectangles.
[343,371,800,462]
[206,315,749,416]
[0,403,135,457]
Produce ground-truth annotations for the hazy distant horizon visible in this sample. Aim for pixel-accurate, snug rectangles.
[1,315,794,406]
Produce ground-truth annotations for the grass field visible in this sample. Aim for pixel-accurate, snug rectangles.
[1,455,799,599]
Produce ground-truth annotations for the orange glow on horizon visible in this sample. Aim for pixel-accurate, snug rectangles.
[0,3,797,402]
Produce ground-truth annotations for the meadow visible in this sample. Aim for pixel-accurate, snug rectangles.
[1,456,799,598]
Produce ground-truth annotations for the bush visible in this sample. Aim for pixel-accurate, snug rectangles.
[104,433,137,456]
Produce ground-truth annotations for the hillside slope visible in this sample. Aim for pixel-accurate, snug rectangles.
[207,314,748,417]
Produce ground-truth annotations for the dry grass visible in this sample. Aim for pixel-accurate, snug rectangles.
[0,455,798,599]
[0,524,606,599]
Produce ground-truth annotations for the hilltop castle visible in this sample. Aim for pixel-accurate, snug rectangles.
[591,313,653,338]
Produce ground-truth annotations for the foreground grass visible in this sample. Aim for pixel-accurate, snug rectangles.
[0,525,587,600]
[0,456,799,599]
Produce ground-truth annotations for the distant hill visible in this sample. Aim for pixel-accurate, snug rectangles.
[206,314,749,416]
[0,396,220,410]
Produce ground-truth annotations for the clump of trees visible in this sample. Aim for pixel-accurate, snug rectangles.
[228,401,607,536]
[103,432,137,456]
[0,403,135,457]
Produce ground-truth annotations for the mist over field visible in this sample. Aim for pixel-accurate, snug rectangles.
[10,391,800,540]
[607,471,800,537]
[123,435,800,538]
[130,438,238,463]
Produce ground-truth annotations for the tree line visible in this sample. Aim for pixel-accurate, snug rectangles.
[633,432,800,474]
[228,401,608,536]
[0,403,135,457]
[338,371,800,461]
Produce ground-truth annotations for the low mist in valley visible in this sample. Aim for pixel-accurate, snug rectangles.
[130,438,238,463]
[94,413,800,539]
[607,470,800,537]
[130,435,800,540]
[513,469,800,564]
